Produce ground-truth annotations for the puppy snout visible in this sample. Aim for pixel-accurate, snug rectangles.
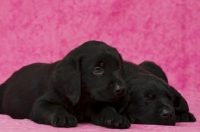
[112,84,125,95]
[160,108,173,118]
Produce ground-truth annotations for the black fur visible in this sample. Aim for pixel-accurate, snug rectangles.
[0,40,129,128]
[115,61,196,125]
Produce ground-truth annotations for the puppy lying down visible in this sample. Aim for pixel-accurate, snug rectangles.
[0,41,196,128]
[0,40,129,128]
[116,61,196,125]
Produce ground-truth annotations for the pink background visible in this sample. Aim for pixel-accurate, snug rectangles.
[0,0,199,131]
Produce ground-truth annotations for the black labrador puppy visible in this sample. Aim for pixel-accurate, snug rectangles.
[0,40,130,128]
[114,61,196,125]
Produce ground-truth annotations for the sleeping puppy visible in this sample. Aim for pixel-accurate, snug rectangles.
[116,61,196,125]
[139,61,196,123]
[0,40,129,128]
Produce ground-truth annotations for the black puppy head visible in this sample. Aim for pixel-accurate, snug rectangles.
[139,61,191,115]
[53,40,126,105]
[124,74,176,125]
[80,41,126,102]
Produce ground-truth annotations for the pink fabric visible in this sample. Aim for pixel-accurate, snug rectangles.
[0,0,199,131]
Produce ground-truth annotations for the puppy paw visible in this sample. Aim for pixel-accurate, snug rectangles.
[125,115,138,124]
[176,112,196,122]
[100,113,130,129]
[51,112,77,127]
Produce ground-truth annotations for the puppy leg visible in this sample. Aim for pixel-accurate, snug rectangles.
[30,99,77,127]
[91,106,130,129]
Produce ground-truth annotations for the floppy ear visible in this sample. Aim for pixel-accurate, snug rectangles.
[169,86,196,122]
[52,50,82,106]
[169,86,189,113]
[139,61,168,83]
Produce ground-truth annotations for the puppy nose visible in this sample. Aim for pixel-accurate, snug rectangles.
[160,108,173,118]
[113,84,125,94]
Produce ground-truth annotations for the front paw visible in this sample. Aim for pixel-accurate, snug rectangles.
[51,112,78,127]
[123,114,137,124]
[100,113,130,129]
[176,112,196,122]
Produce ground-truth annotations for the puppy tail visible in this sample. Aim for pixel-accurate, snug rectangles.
[0,83,6,114]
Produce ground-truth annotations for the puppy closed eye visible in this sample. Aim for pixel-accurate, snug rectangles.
[166,94,173,102]
[144,94,155,100]
[118,64,123,75]
[118,64,122,70]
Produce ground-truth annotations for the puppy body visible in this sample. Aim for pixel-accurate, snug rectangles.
[114,61,196,125]
[0,41,129,128]
[0,62,59,118]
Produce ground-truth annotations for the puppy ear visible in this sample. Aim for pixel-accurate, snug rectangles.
[139,61,168,83]
[170,86,189,113]
[170,86,196,122]
[52,50,82,106]
[113,48,124,73]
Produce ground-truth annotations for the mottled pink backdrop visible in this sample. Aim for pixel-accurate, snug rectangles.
[0,0,200,132]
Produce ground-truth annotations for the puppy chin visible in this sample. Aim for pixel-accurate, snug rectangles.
[159,121,176,126]
[137,119,176,126]
[90,94,122,102]
[133,118,176,126]
[106,97,120,102]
